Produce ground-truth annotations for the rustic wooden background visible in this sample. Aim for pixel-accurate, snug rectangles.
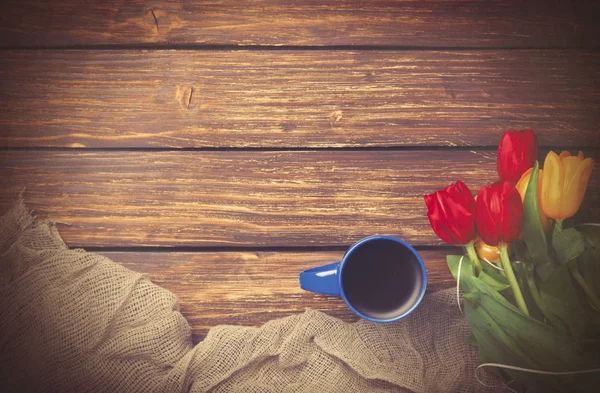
[1,0,599,343]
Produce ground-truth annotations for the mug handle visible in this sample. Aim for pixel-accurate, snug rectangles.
[299,262,341,296]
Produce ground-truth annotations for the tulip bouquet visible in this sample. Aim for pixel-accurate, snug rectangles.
[425,130,600,393]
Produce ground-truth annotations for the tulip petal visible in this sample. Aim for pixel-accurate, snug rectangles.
[561,156,581,219]
[558,151,571,161]
[563,157,594,219]
[497,130,538,183]
[442,190,469,243]
[500,181,524,243]
[476,187,498,245]
[488,188,503,242]
[522,130,538,170]
[475,181,523,245]
[562,156,581,186]
[535,169,550,233]
[456,180,476,210]
[424,193,434,207]
[515,167,533,200]
[542,151,563,220]
[425,182,478,245]
[426,193,455,245]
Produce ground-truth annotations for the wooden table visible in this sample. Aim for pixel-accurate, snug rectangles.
[1,1,599,343]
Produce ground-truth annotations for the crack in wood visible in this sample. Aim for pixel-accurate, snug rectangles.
[150,9,159,34]
[187,86,194,109]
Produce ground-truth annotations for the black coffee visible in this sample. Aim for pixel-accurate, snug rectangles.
[341,238,423,320]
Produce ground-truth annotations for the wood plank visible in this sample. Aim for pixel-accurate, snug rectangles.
[1,1,598,48]
[1,150,598,248]
[103,250,454,342]
[1,50,599,148]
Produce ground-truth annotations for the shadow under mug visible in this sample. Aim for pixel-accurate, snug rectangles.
[299,235,427,323]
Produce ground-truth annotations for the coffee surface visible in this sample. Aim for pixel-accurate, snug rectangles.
[341,239,423,320]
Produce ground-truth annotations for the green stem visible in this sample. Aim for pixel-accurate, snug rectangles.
[525,266,566,330]
[553,219,563,236]
[499,244,530,316]
[465,242,482,276]
[570,265,600,312]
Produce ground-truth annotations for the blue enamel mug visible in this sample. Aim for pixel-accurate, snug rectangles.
[299,235,427,323]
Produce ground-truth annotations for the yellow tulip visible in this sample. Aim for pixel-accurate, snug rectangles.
[541,151,594,221]
[475,236,501,263]
[474,236,513,264]
[516,167,551,233]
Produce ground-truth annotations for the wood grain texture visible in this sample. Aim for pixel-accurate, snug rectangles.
[1,150,598,248]
[1,50,599,148]
[104,250,454,342]
[1,0,599,48]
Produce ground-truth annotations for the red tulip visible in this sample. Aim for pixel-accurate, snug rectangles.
[475,181,524,246]
[497,129,538,184]
[424,180,477,245]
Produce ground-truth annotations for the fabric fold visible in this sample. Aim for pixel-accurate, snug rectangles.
[0,201,501,392]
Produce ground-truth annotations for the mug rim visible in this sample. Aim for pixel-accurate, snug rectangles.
[338,235,428,323]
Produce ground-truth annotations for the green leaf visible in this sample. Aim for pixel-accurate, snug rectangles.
[464,333,479,347]
[448,254,520,310]
[481,259,509,282]
[521,161,555,280]
[478,271,510,291]
[578,247,600,298]
[464,293,575,393]
[539,265,589,339]
[466,291,600,393]
[552,228,587,265]
[514,238,556,282]
[447,255,464,281]
[448,253,516,301]
[513,262,547,324]
[470,276,520,312]
[447,254,475,294]
[577,224,600,248]
[588,307,600,336]
[537,291,578,334]
[512,239,533,263]
[536,261,557,283]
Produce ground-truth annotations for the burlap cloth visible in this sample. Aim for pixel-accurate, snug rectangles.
[0,200,504,392]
